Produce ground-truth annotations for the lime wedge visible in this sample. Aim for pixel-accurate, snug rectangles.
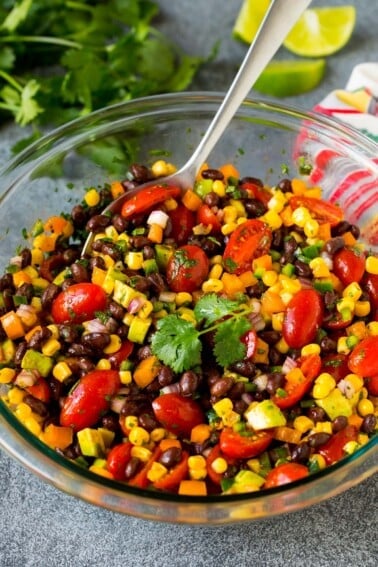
[254,59,326,97]
[283,6,356,57]
[233,0,271,43]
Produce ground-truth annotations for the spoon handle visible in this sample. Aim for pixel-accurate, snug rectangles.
[185,0,312,174]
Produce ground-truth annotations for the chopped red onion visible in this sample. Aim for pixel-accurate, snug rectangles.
[15,369,40,388]
[160,383,181,395]
[248,312,265,331]
[110,396,126,413]
[253,374,268,392]
[282,356,297,375]
[321,251,333,269]
[241,392,255,404]
[128,297,145,314]
[10,255,22,267]
[85,319,109,333]
[147,210,169,228]
[298,277,314,289]
[16,304,35,318]
[158,291,176,303]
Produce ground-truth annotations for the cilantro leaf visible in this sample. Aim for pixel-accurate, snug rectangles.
[151,315,202,373]
[213,317,251,367]
[194,293,244,326]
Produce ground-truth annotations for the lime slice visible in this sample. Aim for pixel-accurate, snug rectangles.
[233,0,271,43]
[283,6,356,57]
[254,59,326,97]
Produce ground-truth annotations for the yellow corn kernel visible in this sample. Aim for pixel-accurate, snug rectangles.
[309,454,327,470]
[104,225,119,242]
[103,254,115,269]
[31,248,44,266]
[190,423,212,444]
[130,446,152,462]
[262,210,282,230]
[212,180,226,197]
[343,282,362,301]
[151,159,170,177]
[354,301,371,317]
[367,321,378,336]
[211,457,228,475]
[309,257,331,278]
[357,398,374,417]
[24,416,42,436]
[293,415,314,434]
[301,343,321,357]
[223,205,238,224]
[222,410,240,427]
[7,387,25,405]
[147,461,168,482]
[177,307,197,324]
[236,217,248,226]
[188,455,207,470]
[125,251,144,270]
[84,188,101,207]
[304,218,319,238]
[344,373,364,393]
[124,415,139,430]
[230,199,247,217]
[213,398,233,418]
[246,459,261,474]
[0,368,16,384]
[210,254,223,265]
[96,358,112,370]
[279,275,302,294]
[365,255,378,275]
[150,428,166,443]
[89,465,114,479]
[275,337,290,354]
[268,192,286,213]
[45,324,59,340]
[15,402,32,420]
[343,440,359,455]
[358,433,370,446]
[221,222,238,235]
[202,278,224,293]
[103,334,122,354]
[189,468,207,480]
[336,297,355,315]
[41,338,61,357]
[314,421,333,434]
[271,312,284,331]
[262,270,278,287]
[313,373,336,399]
[129,426,150,446]
[209,263,223,280]
[119,370,132,385]
[337,336,352,354]
[291,206,311,227]
[175,292,192,306]
[52,361,72,383]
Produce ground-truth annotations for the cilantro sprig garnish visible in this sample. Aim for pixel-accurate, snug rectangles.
[151,294,253,372]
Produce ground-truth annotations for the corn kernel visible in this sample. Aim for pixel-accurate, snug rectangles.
[210,254,223,265]
[96,358,112,370]
[314,421,333,434]
[301,343,321,357]
[236,216,248,225]
[336,297,355,315]
[84,188,101,207]
[365,255,378,275]
[354,301,371,317]
[262,270,278,287]
[279,275,302,294]
[221,222,238,236]
[24,416,42,436]
[41,338,61,357]
[246,459,260,474]
[130,446,152,462]
[367,322,378,336]
[337,336,352,354]
[268,191,286,213]
[212,180,226,197]
[344,373,364,393]
[151,159,170,177]
[275,337,290,353]
[309,257,330,278]
[309,454,327,470]
[262,210,282,230]
[103,334,122,354]
[15,402,32,420]
[52,361,72,382]
[211,457,228,474]
[189,468,207,480]
[129,426,150,446]
[293,415,314,433]
[150,428,166,443]
[104,225,119,241]
[358,433,370,445]
[7,387,25,405]
[213,398,233,418]
[147,461,168,482]
[124,415,138,430]
[291,206,311,227]
[313,373,336,399]
[119,370,132,385]
[223,205,238,224]
[175,292,192,306]
[357,398,374,417]
[125,251,144,270]
[343,440,359,455]
[271,312,284,331]
[209,263,223,280]
[0,368,16,384]
[304,218,319,238]
[343,282,362,302]
[188,455,207,470]
[202,278,224,293]
[31,248,44,266]
[222,410,241,427]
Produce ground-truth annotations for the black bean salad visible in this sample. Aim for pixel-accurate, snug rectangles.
[1,159,377,496]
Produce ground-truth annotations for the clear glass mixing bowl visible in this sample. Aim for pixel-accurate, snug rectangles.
[0,93,377,524]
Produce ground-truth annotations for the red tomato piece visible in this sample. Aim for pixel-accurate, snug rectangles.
[196,204,221,234]
[318,425,358,465]
[363,273,378,321]
[273,353,321,410]
[223,219,272,275]
[219,428,273,460]
[321,353,350,383]
[60,370,120,431]
[348,336,378,377]
[166,245,209,293]
[51,283,107,324]
[152,393,205,438]
[282,289,323,349]
[26,377,51,403]
[240,181,272,207]
[241,329,258,359]
[153,451,189,491]
[107,340,133,369]
[333,248,366,286]
[168,204,196,244]
[120,185,181,219]
[323,310,353,330]
[128,446,161,489]
[290,196,344,226]
[206,444,225,486]
[365,374,378,397]
[106,442,133,481]
[264,462,309,489]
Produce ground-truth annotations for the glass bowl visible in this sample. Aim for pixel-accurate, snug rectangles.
[0,93,377,524]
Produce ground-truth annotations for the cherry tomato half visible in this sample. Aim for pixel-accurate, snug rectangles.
[365,374,378,397]
[333,247,366,286]
[240,180,272,207]
[168,204,196,244]
[152,393,205,438]
[107,340,134,369]
[318,425,358,465]
[196,204,221,234]
[121,184,181,219]
[348,336,378,377]
[272,353,321,410]
[264,462,309,489]
[60,369,120,431]
[282,289,323,349]
[321,353,350,383]
[26,377,51,403]
[51,283,107,324]
[153,451,189,492]
[363,273,378,321]
[289,196,344,226]
[166,244,209,293]
[223,219,272,275]
[219,428,273,460]
[106,442,133,481]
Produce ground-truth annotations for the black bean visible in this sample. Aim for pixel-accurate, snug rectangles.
[71,204,88,227]
[81,332,110,351]
[294,259,312,278]
[14,342,28,365]
[28,327,52,350]
[159,447,183,467]
[319,335,337,353]
[0,273,14,292]
[308,432,331,448]
[204,191,220,207]
[259,330,281,345]
[108,301,124,321]
[324,236,345,256]
[47,377,63,401]
[210,376,233,398]
[240,176,263,187]
[332,415,348,433]
[361,414,377,434]
[70,262,89,283]
[124,457,141,480]
[112,214,128,233]
[244,199,267,217]
[233,399,248,414]
[229,360,256,378]
[65,356,95,375]
[323,290,338,310]
[129,275,150,293]
[138,413,159,431]
[307,406,326,422]
[331,220,352,237]
[350,224,360,239]
[19,248,32,268]
[2,289,14,311]
[147,273,167,294]
[277,178,292,193]
[41,283,60,310]
[291,442,310,462]
[228,381,245,400]
[137,345,152,360]
[62,248,80,265]
[67,343,95,357]
[23,394,48,417]
[179,370,199,397]
[142,245,155,260]
[201,168,224,181]
[101,242,122,261]
[131,235,151,249]
[86,214,111,233]
[15,282,34,303]
[129,163,152,183]
[121,394,149,417]
[59,325,80,343]
[101,414,121,433]
[157,366,174,387]
[266,372,285,395]
[269,348,283,366]
[89,256,106,270]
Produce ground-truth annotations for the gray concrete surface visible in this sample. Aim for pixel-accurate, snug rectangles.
[0,1,377,565]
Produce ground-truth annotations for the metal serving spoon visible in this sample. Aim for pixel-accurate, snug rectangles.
[83,0,311,253]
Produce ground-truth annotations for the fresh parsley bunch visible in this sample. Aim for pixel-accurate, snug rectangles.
[0,0,204,141]
[151,294,253,373]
